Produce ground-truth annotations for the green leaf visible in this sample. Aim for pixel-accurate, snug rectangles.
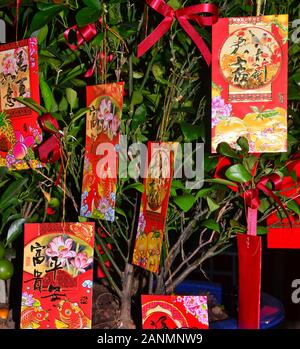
[167,0,182,10]
[131,91,143,106]
[207,197,220,212]
[0,178,28,210]
[205,178,238,188]
[133,71,144,79]
[292,72,300,86]
[287,200,300,218]
[243,155,258,173]
[257,226,268,235]
[14,98,47,115]
[173,194,196,212]
[196,187,215,199]
[132,104,146,128]
[180,122,203,141]
[6,218,26,246]
[258,198,271,213]
[59,96,68,112]
[201,219,220,233]
[237,136,249,153]
[115,207,127,219]
[37,24,48,44]
[40,78,57,112]
[216,142,240,159]
[29,6,64,34]
[152,64,165,81]
[225,164,252,183]
[76,7,100,26]
[66,88,78,110]
[124,182,144,193]
[82,0,100,9]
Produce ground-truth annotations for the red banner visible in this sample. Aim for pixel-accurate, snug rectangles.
[132,142,177,274]
[237,234,262,329]
[0,38,42,169]
[212,15,288,153]
[80,83,124,221]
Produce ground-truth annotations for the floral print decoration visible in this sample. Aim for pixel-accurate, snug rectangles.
[175,296,209,326]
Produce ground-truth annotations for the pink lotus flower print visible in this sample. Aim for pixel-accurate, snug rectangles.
[70,252,93,274]
[45,236,76,266]
[96,98,120,139]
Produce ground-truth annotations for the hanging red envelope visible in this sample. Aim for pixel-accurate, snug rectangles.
[267,159,300,248]
[237,233,262,329]
[132,142,177,274]
[0,38,42,169]
[141,295,209,329]
[212,15,288,153]
[80,83,124,221]
[21,222,95,329]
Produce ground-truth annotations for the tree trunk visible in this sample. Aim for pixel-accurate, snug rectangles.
[119,263,136,329]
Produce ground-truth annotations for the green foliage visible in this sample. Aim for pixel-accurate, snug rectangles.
[0,0,299,302]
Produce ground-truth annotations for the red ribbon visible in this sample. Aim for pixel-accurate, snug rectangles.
[37,113,62,164]
[64,20,101,51]
[244,174,291,236]
[137,1,218,65]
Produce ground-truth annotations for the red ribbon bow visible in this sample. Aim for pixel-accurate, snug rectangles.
[244,174,290,236]
[37,113,62,164]
[64,20,101,51]
[137,1,218,65]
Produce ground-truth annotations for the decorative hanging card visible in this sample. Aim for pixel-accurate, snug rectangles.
[21,222,95,329]
[0,38,42,169]
[237,234,262,329]
[212,15,288,153]
[141,295,209,329]
[80,83,124,221]
[267,159,300,248]
[132,142,177,274]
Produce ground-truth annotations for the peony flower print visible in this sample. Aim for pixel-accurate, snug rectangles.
[137,212,146,237]
[2,53,18,76]
[97,98,114,129]
[212,96,232,126]
[22,292,35,307]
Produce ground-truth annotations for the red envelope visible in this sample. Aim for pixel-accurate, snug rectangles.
[141,295,208,329]
[21,223,95,329]
[237,234,262,329]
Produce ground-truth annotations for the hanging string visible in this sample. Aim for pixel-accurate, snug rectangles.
[16,0,22,41]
